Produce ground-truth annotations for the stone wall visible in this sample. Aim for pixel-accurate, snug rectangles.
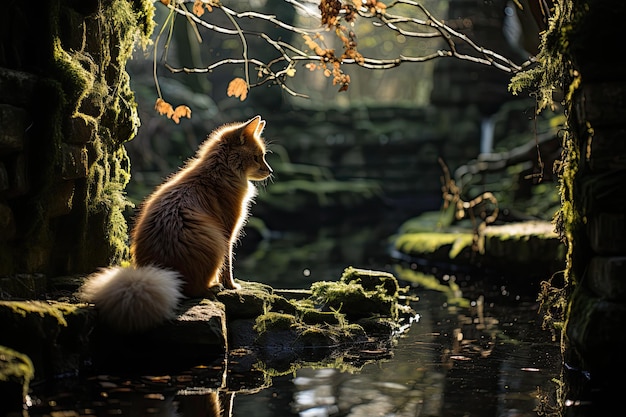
[0,0,153,288]
[555,0,626,392]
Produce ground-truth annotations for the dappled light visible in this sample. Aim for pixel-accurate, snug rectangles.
[1,0,624,415]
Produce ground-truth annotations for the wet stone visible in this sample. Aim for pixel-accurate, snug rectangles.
[0,270,408,384]
[0,300,94,380]
[588,212,626,254]
[0,104,27,152]
[587,256,626,301]
[92,299,228,373]
[0,345,33,416]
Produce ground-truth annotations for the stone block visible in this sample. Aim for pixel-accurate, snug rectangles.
[0,274,47,299]
[579,83,626,127]
[587,257,626,301]
[0,68,38,108]
[0,300,95,381]
[60,144,88,180]
[0,104,27,153]
[0,202,16,240]
[6,153,28,197]
[481,221,563,264]
[588,212,626,254]
[566,289,626,374]
[92,299,228,372]
[217,288,270,320]
[45,180,75,218]
[0,161,8,192]
[67,115,97,144]
[587,128,626,172]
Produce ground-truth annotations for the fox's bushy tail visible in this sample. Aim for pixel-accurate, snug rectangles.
[79,265,185,333]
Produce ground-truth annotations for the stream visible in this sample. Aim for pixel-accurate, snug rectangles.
[20,219,564,417]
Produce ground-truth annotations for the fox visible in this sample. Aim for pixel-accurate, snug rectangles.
[79,115,272,333]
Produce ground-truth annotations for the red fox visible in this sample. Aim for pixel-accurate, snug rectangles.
[79,115,272,332]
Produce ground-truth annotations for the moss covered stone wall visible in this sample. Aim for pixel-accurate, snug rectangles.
[522,0,626,389]
[0,0,154,287]
[559,0,626,379]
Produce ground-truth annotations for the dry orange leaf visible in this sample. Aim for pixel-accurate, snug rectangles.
[227,78,248,101]
[303,34,325,56]
[172,105,192,124]
[192,0,213,17]
[155,98,174,118]
[155,98,191,123]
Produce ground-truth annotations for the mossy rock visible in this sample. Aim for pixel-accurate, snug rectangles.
[394,232,475,263]
[217,280,276,319]
[0,268,409,382]
[310,267,401,321]
[479,221,565,266]
[340,266,399,296]
[393,218,565,277]
[0,345,34,415]
[0,300,94,380]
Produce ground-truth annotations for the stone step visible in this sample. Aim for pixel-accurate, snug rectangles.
[393,215,566,277]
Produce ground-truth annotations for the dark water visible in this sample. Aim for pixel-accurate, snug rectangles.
[230,290,561,417]
[19,224,563,417]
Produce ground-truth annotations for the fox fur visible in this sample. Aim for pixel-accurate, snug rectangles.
[79,115,272,332]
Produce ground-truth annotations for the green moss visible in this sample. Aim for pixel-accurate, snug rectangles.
[394,232,474,260]
[0,345,34,401]
[254,312,298,334]
[254,352,366,377]
[0,300,86,327]
[509,1,580,112]
[299,307,343,326]
[340,266,399,296]
[310,279,397,321]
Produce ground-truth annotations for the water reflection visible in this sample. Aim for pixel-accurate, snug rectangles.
[21,227,562,417]
[232,285,560,417]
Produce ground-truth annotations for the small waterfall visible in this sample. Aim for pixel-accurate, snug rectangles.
[480,116,495,155]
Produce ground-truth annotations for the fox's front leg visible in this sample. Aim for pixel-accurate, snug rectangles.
[221,244,241,290]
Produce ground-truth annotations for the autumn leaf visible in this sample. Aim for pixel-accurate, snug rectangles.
[227,77,248,101]
[155,98,191,123]
[303,34,325,56]
[155,98,174,118]
[172,105,192,124]
[192,0,214,17]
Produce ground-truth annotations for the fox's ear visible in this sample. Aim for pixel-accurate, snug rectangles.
[240,115,264,144]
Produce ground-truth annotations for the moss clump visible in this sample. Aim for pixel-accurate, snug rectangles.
[0,300,82,327]
[310,267,400,321]
[508,1,579,112]
[253,312,297,334]
[0,345,34,408]
[218,280,277,319]
[243,267,405,369]
[299,308,343,326]
[394,232,475,262]
[340,266,399,296]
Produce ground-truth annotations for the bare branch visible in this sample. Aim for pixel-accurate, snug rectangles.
[152,0,534,105]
